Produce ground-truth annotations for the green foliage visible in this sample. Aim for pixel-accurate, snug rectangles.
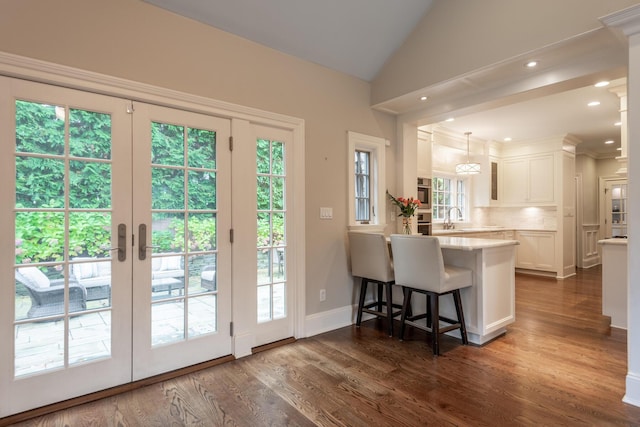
[12,100,235,264]
[151,216,216,253]
[15,211,111,263]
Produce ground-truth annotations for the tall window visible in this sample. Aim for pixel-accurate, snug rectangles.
[348,131,386,227]
[256,138,286,323]
[433,176,467,221]
[354,150,370,222]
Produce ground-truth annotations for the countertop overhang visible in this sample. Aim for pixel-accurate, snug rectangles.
[598,238,628,246]
[436,236,520,251]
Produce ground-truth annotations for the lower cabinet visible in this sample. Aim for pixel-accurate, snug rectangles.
[515,231,556,271]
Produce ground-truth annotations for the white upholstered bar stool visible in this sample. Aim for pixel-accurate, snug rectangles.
[390,234,472,355]
[348,231,402,337]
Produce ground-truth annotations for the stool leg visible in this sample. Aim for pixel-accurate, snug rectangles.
[399,287,412,340]
[377,282,383,312]
[356,278,368,327]
[453,289,468,345]
[430,292,440,355]
[385,281,394,337]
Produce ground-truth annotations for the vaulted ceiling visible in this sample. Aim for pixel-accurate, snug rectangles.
[144,0,625,157]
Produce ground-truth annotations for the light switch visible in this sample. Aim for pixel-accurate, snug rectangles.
[320,207,333,219]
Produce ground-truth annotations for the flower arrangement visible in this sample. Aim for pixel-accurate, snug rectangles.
[387,191,421,217]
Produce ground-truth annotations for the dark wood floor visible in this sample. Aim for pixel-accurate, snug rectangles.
[7,266,640,426]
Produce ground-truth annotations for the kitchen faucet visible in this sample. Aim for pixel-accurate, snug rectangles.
[443,206,463,230]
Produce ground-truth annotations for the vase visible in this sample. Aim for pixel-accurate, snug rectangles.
[402,217,412,234]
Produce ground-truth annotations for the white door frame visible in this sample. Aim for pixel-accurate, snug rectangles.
[0,53,306,356]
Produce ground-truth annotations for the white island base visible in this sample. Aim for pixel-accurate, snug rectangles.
[435,236,518,345]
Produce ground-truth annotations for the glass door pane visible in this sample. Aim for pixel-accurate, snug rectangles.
[14,101,115,375]
[257,138,287,322]
[149,122,219,345]
[610,183,627,237]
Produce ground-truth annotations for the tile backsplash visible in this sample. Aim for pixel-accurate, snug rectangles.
[473,207,557,230]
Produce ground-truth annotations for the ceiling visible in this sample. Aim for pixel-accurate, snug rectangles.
[143,0,626,157]
[143,0,434,81]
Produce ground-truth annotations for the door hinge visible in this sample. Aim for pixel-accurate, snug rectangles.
[126,101,134,114]
[230,228,234,243]
[230,322,234,337]
[229,136,233,151]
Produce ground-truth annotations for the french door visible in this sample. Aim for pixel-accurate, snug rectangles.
[0,78,232,416]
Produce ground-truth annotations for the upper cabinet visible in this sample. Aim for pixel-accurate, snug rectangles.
[501,153,555,206]
[417,131,432,177]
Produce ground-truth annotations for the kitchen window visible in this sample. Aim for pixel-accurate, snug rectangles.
[348,131,386,228]
[432,175,467,221]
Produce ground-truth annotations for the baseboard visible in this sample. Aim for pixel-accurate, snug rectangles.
[580,255,601,269]
[304,305,354,337]
[623,372,640,408]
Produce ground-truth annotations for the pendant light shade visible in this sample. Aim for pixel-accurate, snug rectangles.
[456,131,481,175]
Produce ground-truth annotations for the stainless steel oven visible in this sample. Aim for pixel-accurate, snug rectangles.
[416,210,431,235]
[417,177,431,210]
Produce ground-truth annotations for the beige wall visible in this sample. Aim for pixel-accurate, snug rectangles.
[0,0,397,316]
[372,0,640,104]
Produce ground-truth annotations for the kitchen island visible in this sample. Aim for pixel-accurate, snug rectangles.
[433,236,518,345]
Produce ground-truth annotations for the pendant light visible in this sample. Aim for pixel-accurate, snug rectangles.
[456,131,481,175]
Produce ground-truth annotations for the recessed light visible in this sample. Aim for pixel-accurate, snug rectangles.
[525,60,538,68]
[445,117,454,122]
[587,101,601,107]
[420,96,428,101]
[503,137,512,142]
[595,81,610,88]
[615,121,622,126]
[605,140,615,144]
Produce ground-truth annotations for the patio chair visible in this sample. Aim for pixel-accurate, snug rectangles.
[201,265,216,291]
[71,258,112,302]
[15,267,87,318]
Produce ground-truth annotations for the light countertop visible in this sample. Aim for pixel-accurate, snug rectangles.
[432,228,556,236]
[388,235,519,251]
[598,238,628,246]
[436,236,519,251]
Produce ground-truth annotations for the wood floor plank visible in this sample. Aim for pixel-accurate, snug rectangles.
[5,266,640,426]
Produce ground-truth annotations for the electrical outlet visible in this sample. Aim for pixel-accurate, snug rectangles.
[320,289,326,302]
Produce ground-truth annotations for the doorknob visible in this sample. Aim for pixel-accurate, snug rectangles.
[138,224,159,260]
[108,223,127,261]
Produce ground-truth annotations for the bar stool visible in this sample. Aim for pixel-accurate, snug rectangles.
[348,231,402,337]
[390,234,472,355]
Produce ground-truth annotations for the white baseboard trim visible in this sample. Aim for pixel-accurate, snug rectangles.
[623,372,640,408]
[580,255,601,269]
[304,305,354,338]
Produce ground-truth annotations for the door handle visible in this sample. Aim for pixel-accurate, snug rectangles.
[108,223,127,261]
[138,224,159,260]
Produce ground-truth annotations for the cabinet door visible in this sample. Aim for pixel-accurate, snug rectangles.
[416,136,431,177]
[515,232,537,268]
[515,231,556,271]
[501,158,527,205]
[528,155,554,203]
[535,232,556,270]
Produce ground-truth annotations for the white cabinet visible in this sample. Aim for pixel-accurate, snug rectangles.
[417,135,431,178]
[473,157,499,207]
[516,231,556,271]
[501,154,555,205]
